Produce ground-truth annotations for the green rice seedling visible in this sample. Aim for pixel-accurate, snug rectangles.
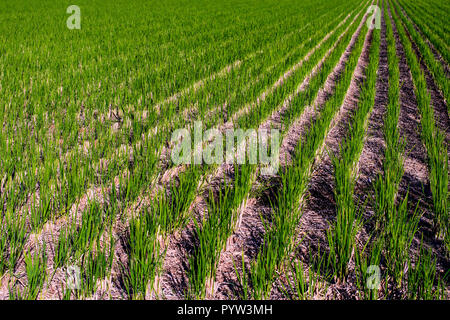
[29,190,52,232]
[24,243,47,300]
[326,190,363,280]
[279,261,310,300]
[289,261,329,300]
[231,163,255,214]
[187,163,256,299]
[233,248,251,300]
[5,210,27,273]
[77,237,114,299]
[164,165,203,232]
[280,246,331,300]
[407,241,445,300]
[427,133,449,240]
[445,232,450,257]
[140,165,204,240]
[328,25,380,280]
[383,193,420,288]
[0,216,7,275]
[287,261,308,300]
[123,208,163,300]
[355,236,384,300]
[53,214,78,269]
[8,284,26,300]
[62,285,72,300]
[72,200,106,257]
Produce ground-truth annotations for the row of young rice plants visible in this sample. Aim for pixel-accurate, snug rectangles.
[183,0,370,299]
[121,205,165,300]
[358,1,421,298]
[392,0,449,107]
[355,1,404,300]
[327,24,381,283]
[0,211,27,276]
[0,1,343,279]
[55,200,116,299]
[397,0,449,66]
[389,0,449,253]
[8,198,115,299]
[233,5,373,299]
[187,163,256,299]
[8,243,47,300]
[397,0,449,44]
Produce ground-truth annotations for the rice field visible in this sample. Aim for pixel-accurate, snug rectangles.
[0,0,448,300]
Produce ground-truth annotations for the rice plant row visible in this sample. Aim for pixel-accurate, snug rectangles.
[397,0,449,67]
[392,0,449,107]
[235,5,372,299]
[389,0,449,251]
[327,22,381,282]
